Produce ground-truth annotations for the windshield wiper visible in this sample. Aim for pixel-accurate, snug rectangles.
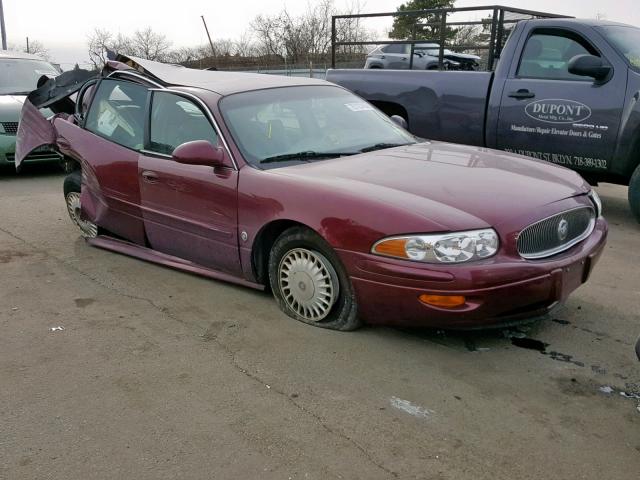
[7,91,33,96]
[259,151,357,164]
[359,143,412,153]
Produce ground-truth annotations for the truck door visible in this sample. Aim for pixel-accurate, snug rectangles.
[496,27,626,174]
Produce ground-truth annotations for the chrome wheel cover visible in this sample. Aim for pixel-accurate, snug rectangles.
[65,192,98,238]
[278,248,339,322]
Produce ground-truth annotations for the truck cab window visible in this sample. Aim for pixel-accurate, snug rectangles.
[518,31,598,80]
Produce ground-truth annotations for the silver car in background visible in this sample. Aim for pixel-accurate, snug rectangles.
[365,43,479,70]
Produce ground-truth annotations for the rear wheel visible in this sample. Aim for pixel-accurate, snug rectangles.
[629,164,640,223]
[268,227,361,330]
[63,171,98,238]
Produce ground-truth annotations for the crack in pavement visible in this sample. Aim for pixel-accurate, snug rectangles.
[206,332,399,478]
[0,225,398,478]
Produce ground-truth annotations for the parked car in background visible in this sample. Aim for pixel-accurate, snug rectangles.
[16,55,607,331]
[328,19,640,221]
[0,50,63,170]
[365,43,479,71]
[365,44,459,70]
[414,43,481,70]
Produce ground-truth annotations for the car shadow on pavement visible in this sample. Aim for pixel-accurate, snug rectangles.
[0,162,66,178]
[391,317,549,353]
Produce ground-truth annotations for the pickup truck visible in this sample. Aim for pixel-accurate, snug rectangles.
[327,18,640,221]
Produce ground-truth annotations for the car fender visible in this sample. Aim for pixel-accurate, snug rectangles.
[236,166,451,283]
[15,100,58,171]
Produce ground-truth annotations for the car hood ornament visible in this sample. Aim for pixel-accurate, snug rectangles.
[558,218,569,241]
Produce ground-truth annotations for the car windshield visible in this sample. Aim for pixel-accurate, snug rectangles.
[220,85,416,167]
[599,25,640,71]
[0,58,59,95]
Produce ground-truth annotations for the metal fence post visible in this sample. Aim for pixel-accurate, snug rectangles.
[331,16,336,69]
[438,12,447,70]
[495,9,506,61]
[487,8,499,71]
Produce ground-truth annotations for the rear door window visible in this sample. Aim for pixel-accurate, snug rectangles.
[148,91,218,156]
[84,79,148,150]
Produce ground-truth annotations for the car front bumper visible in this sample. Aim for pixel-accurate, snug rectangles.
[338,218,607,329]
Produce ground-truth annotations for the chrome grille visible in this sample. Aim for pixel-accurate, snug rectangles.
[517,207,595,259]
[1,122,19,135]
[5,151,62,163]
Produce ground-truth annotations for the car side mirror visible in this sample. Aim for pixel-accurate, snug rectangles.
[568,54,612,82]
[172,140,226,168]
[390,115,408,130]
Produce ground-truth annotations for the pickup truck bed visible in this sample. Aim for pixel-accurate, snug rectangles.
[328,69,493,147]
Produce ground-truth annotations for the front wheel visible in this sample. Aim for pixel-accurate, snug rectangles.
[63,171,98,238]
[268,227,361,330]
[629,163,640,223]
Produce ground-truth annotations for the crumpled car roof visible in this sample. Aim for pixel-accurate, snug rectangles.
[121,55,329,96]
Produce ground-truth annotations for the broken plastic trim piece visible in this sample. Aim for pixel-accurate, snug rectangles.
[27,68,96,113]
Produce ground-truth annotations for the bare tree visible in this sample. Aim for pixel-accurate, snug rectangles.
[9,39,50,59]
[234,32,257,57]
[129,27,172,61]
[250,0,371,65]
[26,39,50,59]
[252,13,287,58]
[165,46,201,64]
[87,28,132,70]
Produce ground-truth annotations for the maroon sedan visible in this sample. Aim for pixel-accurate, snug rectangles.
[16,56,607,330]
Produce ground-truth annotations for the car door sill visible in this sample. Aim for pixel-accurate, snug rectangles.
[86,235,265,291]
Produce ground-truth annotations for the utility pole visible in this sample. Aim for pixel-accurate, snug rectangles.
[26,36,29,53]
[0,0,7,50]
[201,15,215,58]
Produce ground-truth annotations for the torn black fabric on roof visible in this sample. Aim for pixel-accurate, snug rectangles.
[27,69,96,112]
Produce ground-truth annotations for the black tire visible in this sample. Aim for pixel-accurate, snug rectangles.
[268,226,361,331]
[629,164,640,223]
[63,170,81,197]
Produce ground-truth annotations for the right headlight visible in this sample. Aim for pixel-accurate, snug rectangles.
[372,228,499,264]
[589,189,603,217]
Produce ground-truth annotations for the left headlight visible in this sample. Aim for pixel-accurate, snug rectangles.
[589,189,603,218]
[371,228,499,264]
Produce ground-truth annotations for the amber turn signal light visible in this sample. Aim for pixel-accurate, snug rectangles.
[372,238,408,258]
[419,294,466,308]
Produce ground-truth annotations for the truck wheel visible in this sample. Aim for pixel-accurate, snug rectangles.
[63,171,98,238]
[268,226,361,331]
[629,164,640,223]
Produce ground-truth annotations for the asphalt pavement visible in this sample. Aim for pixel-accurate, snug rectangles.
[1,167,639,479]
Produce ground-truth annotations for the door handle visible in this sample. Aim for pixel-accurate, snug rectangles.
[141,170,159,183]
[508,89,535,99]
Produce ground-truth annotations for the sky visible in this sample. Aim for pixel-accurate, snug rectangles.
[2,0,638,69]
